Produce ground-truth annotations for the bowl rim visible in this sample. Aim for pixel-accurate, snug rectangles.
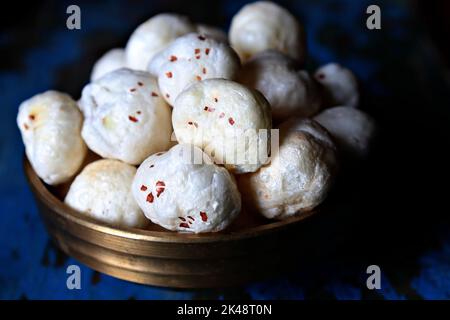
[24,156,317,244]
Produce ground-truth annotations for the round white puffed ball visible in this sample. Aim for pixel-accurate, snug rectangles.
[314,106,376,158]
[79,68,172,165]
[125,14,195,70]
[229,1,305,62]
[239,119,338,219]
[196,24,228,42]
[132,144,241,233]
[239,51,321,122]
[65,159,147,228]
[314,63,359,108]
[147,33,240,105]
[90,48,126,81]
[172,79,272,174]
[17,91,87,185]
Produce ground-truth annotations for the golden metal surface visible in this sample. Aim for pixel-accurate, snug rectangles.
[24,157,316,288]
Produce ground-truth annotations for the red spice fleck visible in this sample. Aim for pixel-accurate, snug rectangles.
[165,93,170,98]
[29,114,36,120]
[156,152,164,156]
[317,73,325,80]
[198,35,206,41]
[214,97,218,103]
[146,192,154,203]
[195,55,201,60]
[205,48,210,55]
[23,123,29,130]
[188,221,192,225]
[200,211,208,222]
[179,217,186,221]
[188,121,193,125]
[137,82,143,86]
[196,75,202,81]
[170,55,178,62]
[188,216,195,221]
[188,121,198,128]
[150,164,154,168]
[202,67,207,74]
[151,91,159,97]
[166,72,173,78]
[130,88,136,92]
[179,223,190,228]
[204,106,215,112]
[228,117,235,125]
[155,181,165,197]
[137,110,141,115]
[128,115,138,122]
[219,112,225,118]
[140,185,147,191]
[194,48,201,54]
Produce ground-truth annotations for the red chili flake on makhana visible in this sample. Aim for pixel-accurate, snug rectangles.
[156,152,164,156]
[200,211,208,222]
[140,185,147,191]
[151,91,159,97]
[179,217,186,222]
[204,106,215,112]
[202,67,207,74]
[198,35,206,41]
[196,75,202,81]
[195,48,201,54]
[188,216,195,221]
[29,114,36,121]
[137,111,141,115]
[137,82,143,86]
[170,55,178,62]
[23,123,29,130]
[166,72,173,78]
[195,55,201,60]
[179,223,190,228]
[130,88,136,92]
[219,112,225,118]
[155,181,165,197]
[205,48,210,55]
[146,192,154,203]
[166,94,170,98]
[150,164,154,168]
[214,97,218,102]
[228,117,235,125]
[128,115,138,122]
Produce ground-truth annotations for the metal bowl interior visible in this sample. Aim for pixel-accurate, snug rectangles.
[24,157,318,288]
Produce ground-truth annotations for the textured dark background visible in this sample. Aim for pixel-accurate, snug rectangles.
[1,0,450,299]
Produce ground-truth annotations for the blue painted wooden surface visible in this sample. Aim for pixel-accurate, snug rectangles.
[1,0,450,299]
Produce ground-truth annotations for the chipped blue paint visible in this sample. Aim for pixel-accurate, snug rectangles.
[1,0,448,300]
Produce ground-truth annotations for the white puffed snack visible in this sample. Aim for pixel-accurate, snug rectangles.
[314,63,359,107]
[239,51,321,122]
[65,159,147,228]
[314,106,376,158]
[125,14,195,70]
[132,144,241,233]
[147,33,240,105]
[172,79,272,174]
[79,68,172,165]
[17,90,87,185]
[229,1,305,62]
[239,119,338,219]
[90,48,126,81]
[196,24,228,42]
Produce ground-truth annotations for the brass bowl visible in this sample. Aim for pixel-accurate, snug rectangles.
[24,157,318,288]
